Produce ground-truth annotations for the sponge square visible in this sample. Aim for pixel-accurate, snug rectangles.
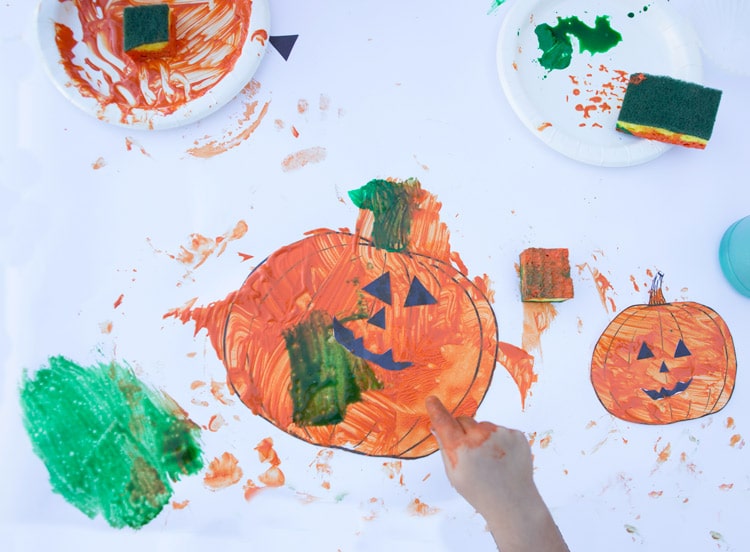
[616,73,722,149]
[519,248,574,302]
[123,4,172,55]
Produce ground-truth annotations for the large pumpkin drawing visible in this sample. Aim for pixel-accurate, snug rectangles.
[591,272,736,424]
[194,179,498,458]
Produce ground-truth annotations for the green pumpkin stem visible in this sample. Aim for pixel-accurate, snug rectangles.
[348,178,422,252]
[648,271,668,306]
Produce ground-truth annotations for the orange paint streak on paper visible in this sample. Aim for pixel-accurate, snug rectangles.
[281,146,327,172]
[251,29,268,45]
[125,136,151,157]
[243,479,264,501]
[497,341,537,409]
[99,320,113,334]
[522,303,558,354]
[207,414,226,432]
[408,498,439,516]
[204,452,243,490]
[537,122,552,131]
[187,81,271,158]
[255,437,285,488]
[210,380,234,405]
[171,499,190,510]
[53,0,254,125]
[92,157,106,170]
[577,262,616,313]
[729,434,744,448]
[113,293,124,308]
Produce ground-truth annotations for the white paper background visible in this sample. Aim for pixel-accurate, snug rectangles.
[1,1,748,551]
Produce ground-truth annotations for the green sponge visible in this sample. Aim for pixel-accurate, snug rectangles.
[123,4,173,56]
[616,73,722,149]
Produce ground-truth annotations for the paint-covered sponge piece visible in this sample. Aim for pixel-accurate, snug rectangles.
[519,248,574,302]
[616,73,722,149]
[123,4,174,57]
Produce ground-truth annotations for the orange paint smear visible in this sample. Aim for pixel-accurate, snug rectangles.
[92,157,106,170]
[152,220,248,276]
[251,29,268,45]
[243,479,264,501]
[204,452,243,490]
[297,99,309,114]
[171,499,190,510]
[522,303,558,354]
[54,0,252,125]
[187,81,271,158]
[408,498,439,516]
[281,146,328,172]
[497,341,537,409]
[125,136,151,157]
[113,293,124,308]
[577,262,616,313]
[537,122,552,131]
[99,320,113,334]
[255,437,285,487]
[210,380,234,405]
[207,414,226,432]
[729,434,744,448]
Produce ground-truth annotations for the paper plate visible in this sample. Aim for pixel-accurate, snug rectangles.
[497,0,702,166]
[685,0,750,77]
[36,0,270,130]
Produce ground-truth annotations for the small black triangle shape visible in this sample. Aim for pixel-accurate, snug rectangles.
[269,35,299,61]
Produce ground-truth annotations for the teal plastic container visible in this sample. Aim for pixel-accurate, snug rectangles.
[719,215,750,297]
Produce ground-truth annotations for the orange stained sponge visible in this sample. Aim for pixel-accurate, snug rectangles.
[123,4,174,58]
[616,73,722,149]
[519,248,574,302]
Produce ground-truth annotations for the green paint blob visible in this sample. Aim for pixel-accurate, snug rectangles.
[286,311,382,426]
[534,15,622,71]
[348,178,422,252]
[20,356,204,529]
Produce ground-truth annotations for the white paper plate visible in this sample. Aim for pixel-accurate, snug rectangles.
[497,0,702,166]
[685,0,750,77]
[36,0,270,130]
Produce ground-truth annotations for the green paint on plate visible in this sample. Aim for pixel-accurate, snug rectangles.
[20,356,204,529]
[535,15,623,71]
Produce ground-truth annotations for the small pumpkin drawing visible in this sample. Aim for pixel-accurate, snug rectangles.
[591,272,736,424]
[214,179,498,458]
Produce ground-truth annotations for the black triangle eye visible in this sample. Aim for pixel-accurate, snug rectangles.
[674,339,691,358]
[362,273,391,305]
[637,342,655,360]
[367,308,386,329]
[404,276,437,307]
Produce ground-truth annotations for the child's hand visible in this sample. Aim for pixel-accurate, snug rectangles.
[425,395,569,552]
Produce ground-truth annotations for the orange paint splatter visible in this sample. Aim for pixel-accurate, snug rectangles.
[497,341,537,409]
[537,121,552,131]
[125,136,151,156]
[648,490,663,498]
[210,380,234,405]
[319,94,330,111]
[151,220,248,277]
[281,146,328,172]
[382,461,403,483]
[204,452,243,490]
[191,380,206,390]
[297,99,309,114]
[259,466,285,487]
[92,157,106,170]
[171,499,190,510]
[187,81,270,158]
[113,293,124,309]
[251,29,268,45]
[207,414,226,432]
[719,483,734,491]
[243,479,264,501]
[99,320,113,334]
[539,434,552,449]
[655,441,672,464]
[729,434,744,448]
[237,252,254,262]
[53,0,255,125]
[255,437,285,488]
[726,417,736,429]
[291,125,300,138]
[577,261,616,313]
[522,302,558,354]
[408,498,439,516]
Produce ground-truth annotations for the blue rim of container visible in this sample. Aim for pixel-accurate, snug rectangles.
[719,217,750,297]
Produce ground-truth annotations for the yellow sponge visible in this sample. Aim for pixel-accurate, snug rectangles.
[123,4,174,57]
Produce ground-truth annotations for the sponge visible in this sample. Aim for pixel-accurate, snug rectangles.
[616,73,722,149]
[123,4,173,57]
[519,248,574,302]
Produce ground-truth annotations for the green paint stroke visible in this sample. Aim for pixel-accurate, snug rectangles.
[535,15,622,71]
[20,356,203,529]
[348,178,422,252]
[286,311,381,426]
[487,0,507,15]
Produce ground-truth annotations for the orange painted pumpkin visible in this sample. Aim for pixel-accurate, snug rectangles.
[591,272,736,424]
[193,179,498,458]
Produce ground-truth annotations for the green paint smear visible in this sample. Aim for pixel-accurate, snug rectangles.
[348,178,422,252]
[535,15,622,71]
[286,311,382,426]
[20,356,204,529]
[487,0,507,15]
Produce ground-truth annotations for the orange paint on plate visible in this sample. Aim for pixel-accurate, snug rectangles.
[204,452,243,490]
[54,0,253,125]
[537,121,552,131]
